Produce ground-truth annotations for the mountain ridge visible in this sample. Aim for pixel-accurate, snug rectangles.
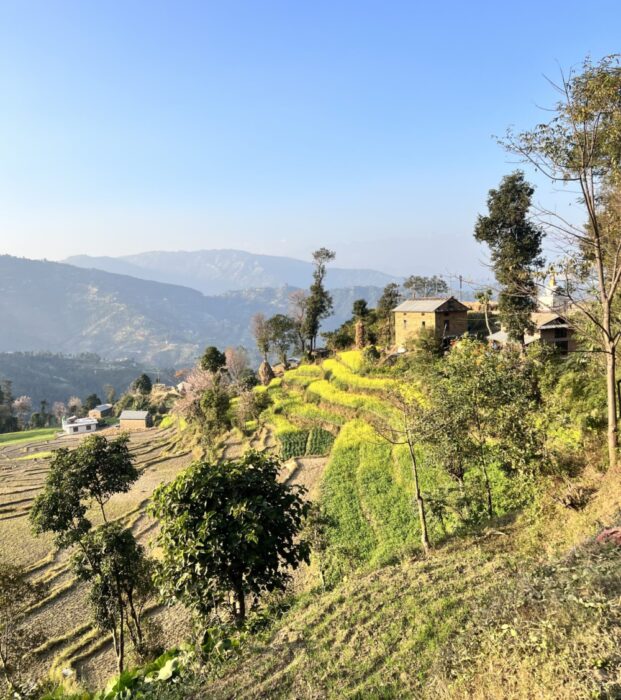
[63,249,402,295]
[0,255,383,366]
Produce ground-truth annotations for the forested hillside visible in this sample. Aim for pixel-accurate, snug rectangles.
[0,256,383,366]
[0,352,175,407]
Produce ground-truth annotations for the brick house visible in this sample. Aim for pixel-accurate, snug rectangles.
[392,297,469,347]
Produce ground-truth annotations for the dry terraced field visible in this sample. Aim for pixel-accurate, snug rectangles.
[0,422,327,691]
[0,426,194,689]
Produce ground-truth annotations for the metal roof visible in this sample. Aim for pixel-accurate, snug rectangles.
[393,297,468,313]
[93,403,112,411]
[119,410,149,420]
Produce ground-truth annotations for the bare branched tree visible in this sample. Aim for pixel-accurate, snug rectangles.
[504,55,621,468]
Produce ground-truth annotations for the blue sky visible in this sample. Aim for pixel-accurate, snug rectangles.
[0,0,619,279]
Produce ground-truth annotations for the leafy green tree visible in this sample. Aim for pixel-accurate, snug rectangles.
[303,248,336,351]
[505,55,621,469]
[200,346,226,374]
[73,524,154,672]
[84,393,102,411]
[0,562,48,697]
[266,314,297,367]
[376,283,402,319]
[31,434,138,543]
[439,339,544,516]
[133,373,153,395]
[474,171,544,345]
[403,275,448,297]
[199,384,231,437]
[30,435,149,673]
[352,299,369,319]
[150,450,310,626]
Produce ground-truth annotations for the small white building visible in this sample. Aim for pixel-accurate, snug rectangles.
[62,415,98,435]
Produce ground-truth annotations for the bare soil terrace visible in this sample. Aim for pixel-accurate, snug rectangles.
[0,426,194,689]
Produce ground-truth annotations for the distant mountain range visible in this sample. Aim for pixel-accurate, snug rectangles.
[64,249,402,295]
[0,255,384,366]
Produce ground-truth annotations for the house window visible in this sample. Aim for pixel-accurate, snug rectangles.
[72,426,78,433]
[554,328,568,339]
[86,424,91,430]
[403,318,407,328]
[557,340,569,355]
[421,321,426,328]
[444,320,450,334]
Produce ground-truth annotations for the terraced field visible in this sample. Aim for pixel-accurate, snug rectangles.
[0,426,194,689]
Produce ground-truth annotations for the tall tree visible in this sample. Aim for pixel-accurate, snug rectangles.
[30,435,148,672]
[133,373,153,395]
[150,451,310,626]
[505,55,621,467]
[288,289,309,354]
[84,393,102,411]
[403,275,448,298]
[474,171,544,344]
[251,313,271,362]
[72,524,154,672]
[376,282,403,345]
[303,248,336,351]
[31,434,138,538]
[266,314,297,367]
[200,346,226,375]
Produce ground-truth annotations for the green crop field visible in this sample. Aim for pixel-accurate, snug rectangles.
[0,427,58,446]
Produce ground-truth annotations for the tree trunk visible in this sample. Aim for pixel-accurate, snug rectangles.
[126,589,143,652]
[233,583,246,626]
[606,343,618,469]
[117,607,125,674]
[407,437,430,554]
[484,304,492,336]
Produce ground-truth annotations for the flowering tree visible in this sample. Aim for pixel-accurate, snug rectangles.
[12,396,32,429]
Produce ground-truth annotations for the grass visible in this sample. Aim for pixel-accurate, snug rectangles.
[323,358,396,393]
[16,450,54,461]
[306,380,399,422]
[337,350,365,372]
[0,427,58,446]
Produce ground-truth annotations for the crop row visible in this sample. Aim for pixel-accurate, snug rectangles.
[323,359,396,394]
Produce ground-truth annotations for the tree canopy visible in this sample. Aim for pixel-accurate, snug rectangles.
[150,450,310,625]
[474,171,544,344]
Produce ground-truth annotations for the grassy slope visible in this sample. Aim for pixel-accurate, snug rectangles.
[0,427,58,445]
[200,469,621,699]
[198,352,621,699]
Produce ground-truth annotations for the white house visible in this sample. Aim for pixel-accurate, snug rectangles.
[62,415,98,435]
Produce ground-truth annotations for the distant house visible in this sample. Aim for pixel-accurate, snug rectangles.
[392,297,469,348]
[488,276,575,354]
[119,410,151,430]
[88,403,113,419]
[489,312,575,355]
[62,415,98,435]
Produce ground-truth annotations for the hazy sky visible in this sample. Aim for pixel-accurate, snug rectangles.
[1,1,620,279]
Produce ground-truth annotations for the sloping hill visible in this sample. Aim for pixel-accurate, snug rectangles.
[0,256,383,366]
[64,249,401,295]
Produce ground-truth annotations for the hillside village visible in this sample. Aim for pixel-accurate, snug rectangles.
[1,15,621,700]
